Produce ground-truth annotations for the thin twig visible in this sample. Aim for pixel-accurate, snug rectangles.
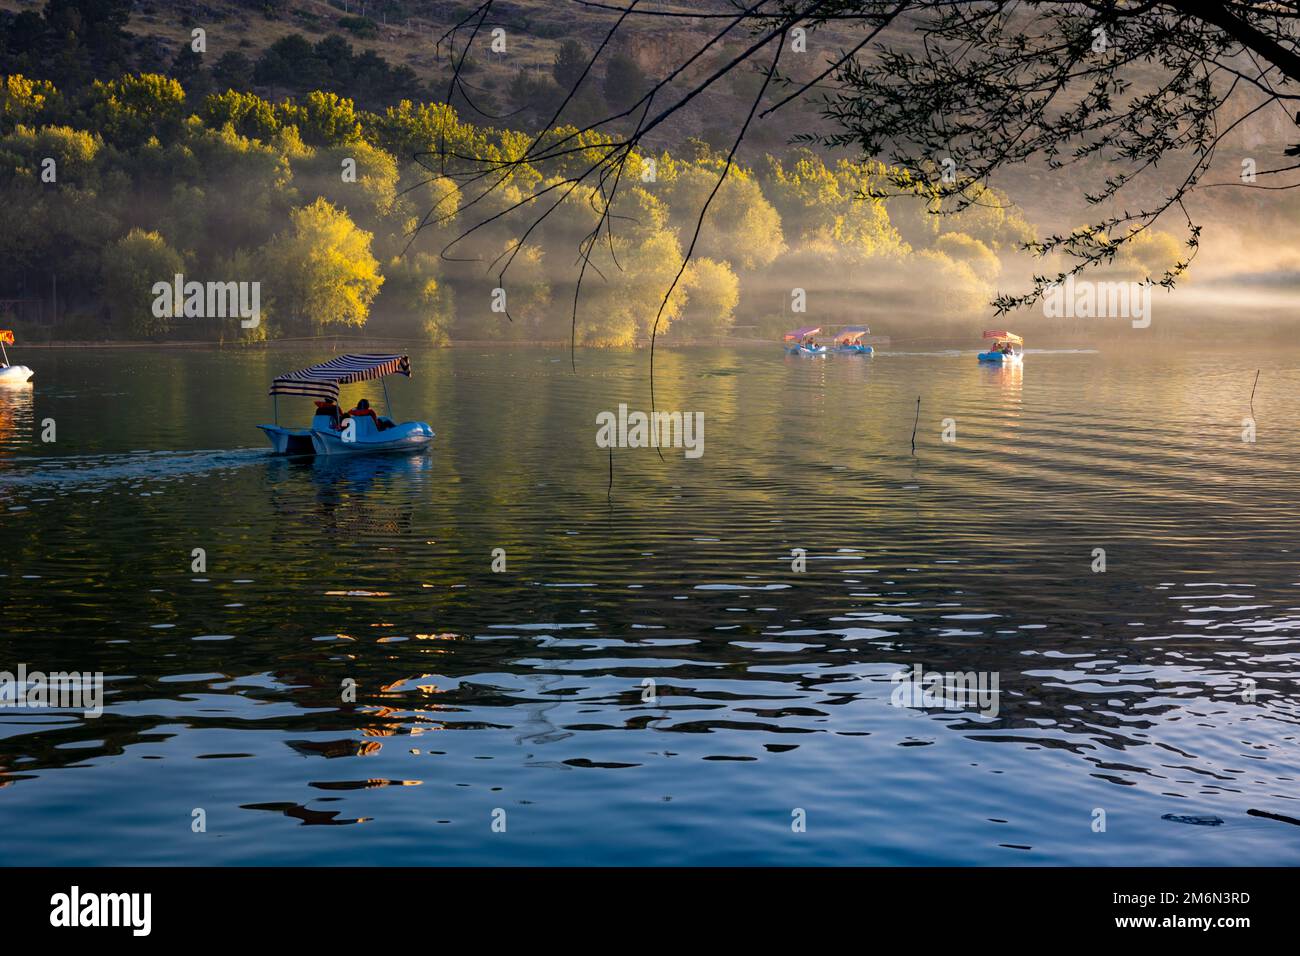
[911,396,920,455]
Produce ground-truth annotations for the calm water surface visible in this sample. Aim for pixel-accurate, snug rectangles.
[1,344,1298,865]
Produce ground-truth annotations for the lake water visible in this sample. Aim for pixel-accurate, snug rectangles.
[1,344,1298,865]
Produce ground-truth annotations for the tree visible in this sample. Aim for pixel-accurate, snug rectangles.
[507,70,561,129]
[200,89,280,141]
[427,0,1300,324]
[553,39,588,91]
[662,162,784,270]
[262,198,383,333]
[39,0,133,84]
[89,73,186,144]
[314,34,355,90]
[277,90,361,146]
[0,124,103,184]
[602,51,648,113]
[254,33,319,88]
[680,258,740,339]
[0,75,60,131]
[170,45,210,101]
[211,51,255,91]
[101,229,184,337]
[375,254,453,343]
[299,140,400,231]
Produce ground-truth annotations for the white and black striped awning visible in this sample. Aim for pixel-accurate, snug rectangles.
[269,354,411,402]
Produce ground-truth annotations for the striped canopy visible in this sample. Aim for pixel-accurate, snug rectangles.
[269,354,411,402]
[983,330,1022,344]
[783,326,821,341]
[0,330,13,345]
[837,325,870,342]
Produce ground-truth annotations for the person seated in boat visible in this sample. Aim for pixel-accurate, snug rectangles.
[347,398,394,432]
[314,399,342,427]
[347,398,379,428]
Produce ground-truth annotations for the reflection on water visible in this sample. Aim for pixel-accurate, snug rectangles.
[0,386,33,471]
[266,453,432,539]
[1,345,1299,865]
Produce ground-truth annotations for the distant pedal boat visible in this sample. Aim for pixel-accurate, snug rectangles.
[833,325,874,355]
[256,353,435,456]
[782,325,829,356]
[978,329,1024,363]
[0,329,32,385]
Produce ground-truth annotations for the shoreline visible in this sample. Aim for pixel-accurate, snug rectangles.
[14,336,788,350]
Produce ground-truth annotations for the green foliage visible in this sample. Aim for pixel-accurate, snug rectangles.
[661,161,784,270]
[506,71,562,130]
[298,140,400,233]
[211,52,255,92]
[763,151,905,258]
[1107,229,1184,281]
[0,70,1039,343]
[200,89,280,141]
[375,254,453,344]
[262,198,383,333]
[276,90,362,147]
[933,232,999,281]
[170,45,209,101]
[0,123,102,182]
[90,73,186,143]
[0,75,60,131]
[553,40,589,91]
[101,228,184,336]
[338,16,380,39]
[251,32,421,108]
[603,52,649,113]
[680,258,741,338]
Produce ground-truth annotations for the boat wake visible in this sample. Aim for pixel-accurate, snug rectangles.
[879,348,1100,357]
[0,447,270,492]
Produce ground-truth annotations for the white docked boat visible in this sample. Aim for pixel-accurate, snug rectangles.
[0,330,33,385]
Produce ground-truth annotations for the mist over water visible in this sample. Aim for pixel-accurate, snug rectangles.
[1,343,1298,864]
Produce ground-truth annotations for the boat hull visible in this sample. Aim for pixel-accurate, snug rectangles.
[785,345,828,356]
[310,421,435,456]
[978,351,1023,364]
[834,345,874,355]
[0,364,33,385]
[257,424,315,455]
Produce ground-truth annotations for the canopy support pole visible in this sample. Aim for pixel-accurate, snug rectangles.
[1,341,8,366]
[273,394,278,426]
[382,378,393,420]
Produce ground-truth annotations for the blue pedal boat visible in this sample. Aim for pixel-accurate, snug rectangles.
[782,325,829,355]
[978,330,1024,364]
[257,353,435,456]
[833,325,874,355]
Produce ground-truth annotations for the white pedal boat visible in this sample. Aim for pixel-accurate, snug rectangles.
[310,415,434,456]
[257,353,434,457]
[0,330,32,385]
